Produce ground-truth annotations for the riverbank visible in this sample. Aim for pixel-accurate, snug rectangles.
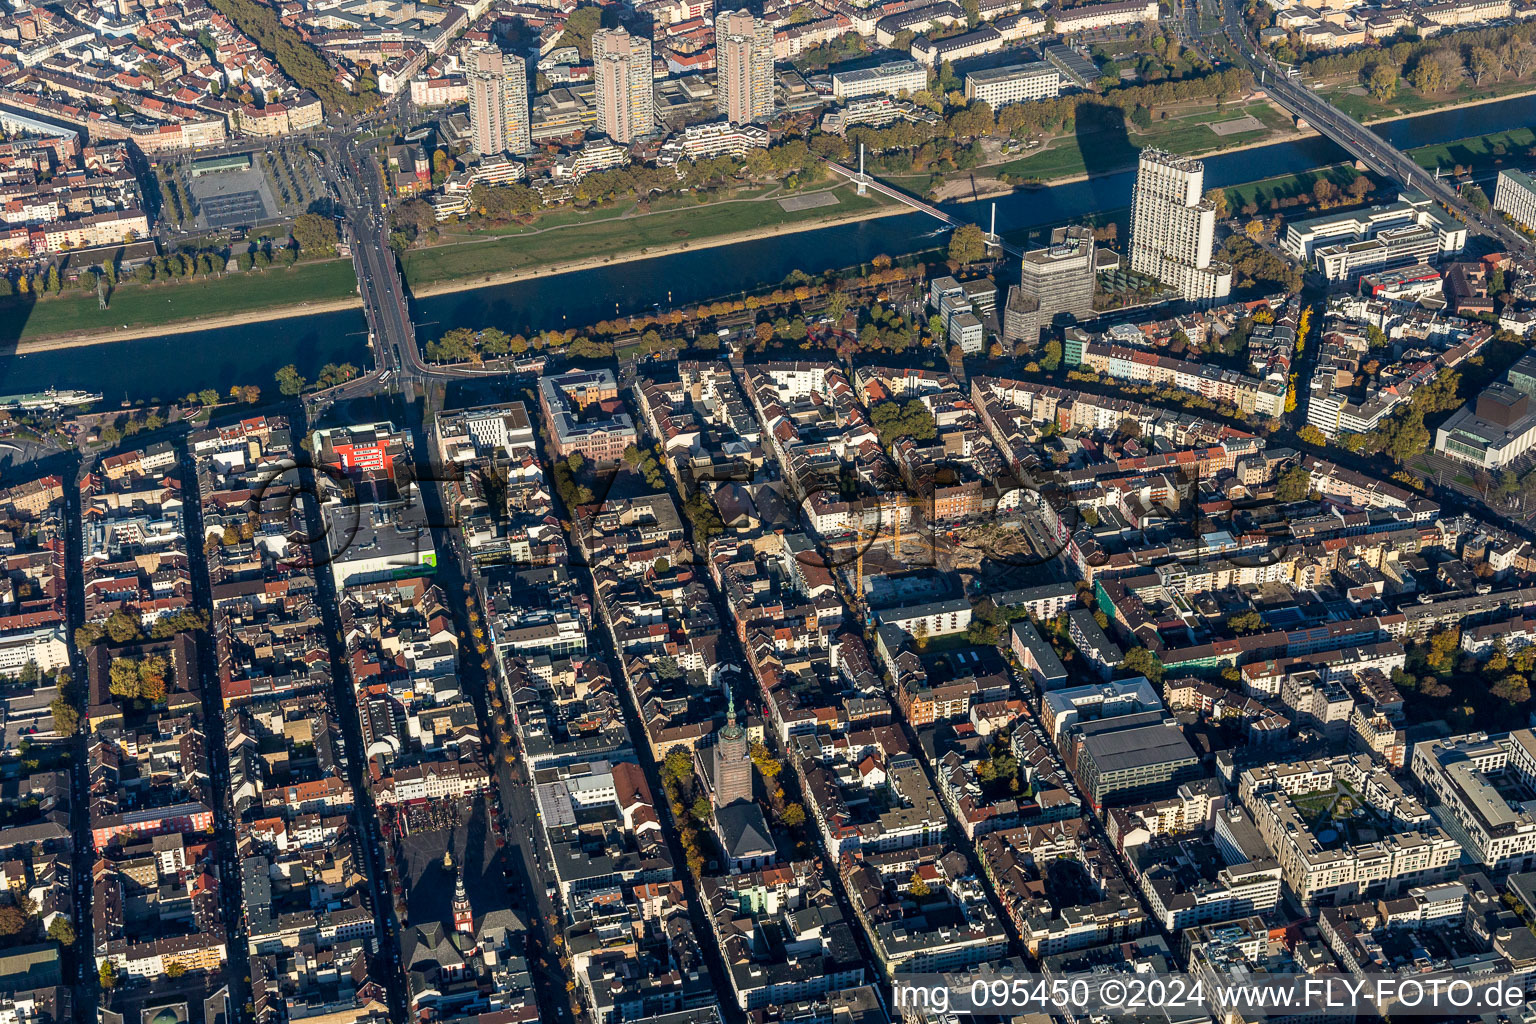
[1327,78,1536,125]
[7,186,905,353]
[981,84,1536,194]
[402,180,902,292]
[13,293,364,354]
[1365,85,1536,124]
[979,123,1321,193]
[9,258,360,353]
[410,197,911,299]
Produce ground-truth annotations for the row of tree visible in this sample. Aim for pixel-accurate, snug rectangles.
[1300,22,1536,97]
[273,362,360,396]
[421,263,923,365]
[75,608,207,649]
[207,0,377,113]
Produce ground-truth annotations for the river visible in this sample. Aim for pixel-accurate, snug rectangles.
[10,92,1536,402]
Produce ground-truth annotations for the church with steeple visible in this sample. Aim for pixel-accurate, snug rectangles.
[712,693,753,807]
[451,865,474,936]
[697,689,777,873]
[397,851,533,1020]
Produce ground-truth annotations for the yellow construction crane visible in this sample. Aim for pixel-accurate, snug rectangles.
[853,494,923,606]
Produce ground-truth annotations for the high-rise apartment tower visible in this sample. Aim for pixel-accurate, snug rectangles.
[1128,149,1231,304]
[592,27,655,144]
[466,46,530,155]
[714,10,774,124]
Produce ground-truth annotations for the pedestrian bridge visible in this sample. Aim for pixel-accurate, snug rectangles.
[825,161,1023,259]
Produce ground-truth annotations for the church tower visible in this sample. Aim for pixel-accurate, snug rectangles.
[452,865,474,936]
[713,691,753,807]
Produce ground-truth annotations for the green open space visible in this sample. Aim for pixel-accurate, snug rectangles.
[1321,80,1536,124]
[1218,164,1362,211]
[447,183,793,238]
[994,100,1293,183]
[9,259,357,342]
[402,183,896,289]
[1407,127,1536,172]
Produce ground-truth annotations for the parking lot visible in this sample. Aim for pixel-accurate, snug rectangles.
[185,165,278,229]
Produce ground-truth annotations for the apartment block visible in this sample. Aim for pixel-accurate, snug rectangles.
[1495,168,1536,231]
[963,61,1060,107]
[830,59,927,100]
[714,10,774,124]
[592,28,655,144]
[466,45,530,155]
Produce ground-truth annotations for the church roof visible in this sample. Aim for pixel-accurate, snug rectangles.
[716,801,775,860]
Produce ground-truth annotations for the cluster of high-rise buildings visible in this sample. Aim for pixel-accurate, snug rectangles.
[465,9,775,157]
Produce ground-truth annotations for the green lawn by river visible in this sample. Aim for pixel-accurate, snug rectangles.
[1408,127,1536,173]
[1320,80,1536,123]
[9,259,358,343]
[994,100,1294,183]
[401,183,897,289]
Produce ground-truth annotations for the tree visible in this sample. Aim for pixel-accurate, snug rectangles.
[0,905,28,936]
[291,213,339,254]
[49,697,78,738]
[1276,465,1311,502]
[99,962,118,990]
[661,748,693,788]
[558,4,603,56]
[47,917,74,947]
[870,399,937,447]
[1426,629,1461,675]
[137,655,168,704]
[104,609,141,644]
[165,961,186,979]
[1120,645,1163,683]
[274,364,306,396]
[909,871,931,897]
[778,803,805,828]
[109,659,141,699]
[948,223,987,265]
[1408,52,1449,93]
[750,743,783,780]
[1297,424,1327,447]
[1493,674,1531,706]
[913,620,930,650]
[1366,63,1398,101]
[1040,338,1063,372]
[1465,185,1491,212]
[1228,610,1266,635]
[1469,46,1499,85]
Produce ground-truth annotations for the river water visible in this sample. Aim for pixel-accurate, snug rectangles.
[9,92,1536,402]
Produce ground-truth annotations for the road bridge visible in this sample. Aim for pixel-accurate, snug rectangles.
[1218,0,1531,256]
[305,140,522,412]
